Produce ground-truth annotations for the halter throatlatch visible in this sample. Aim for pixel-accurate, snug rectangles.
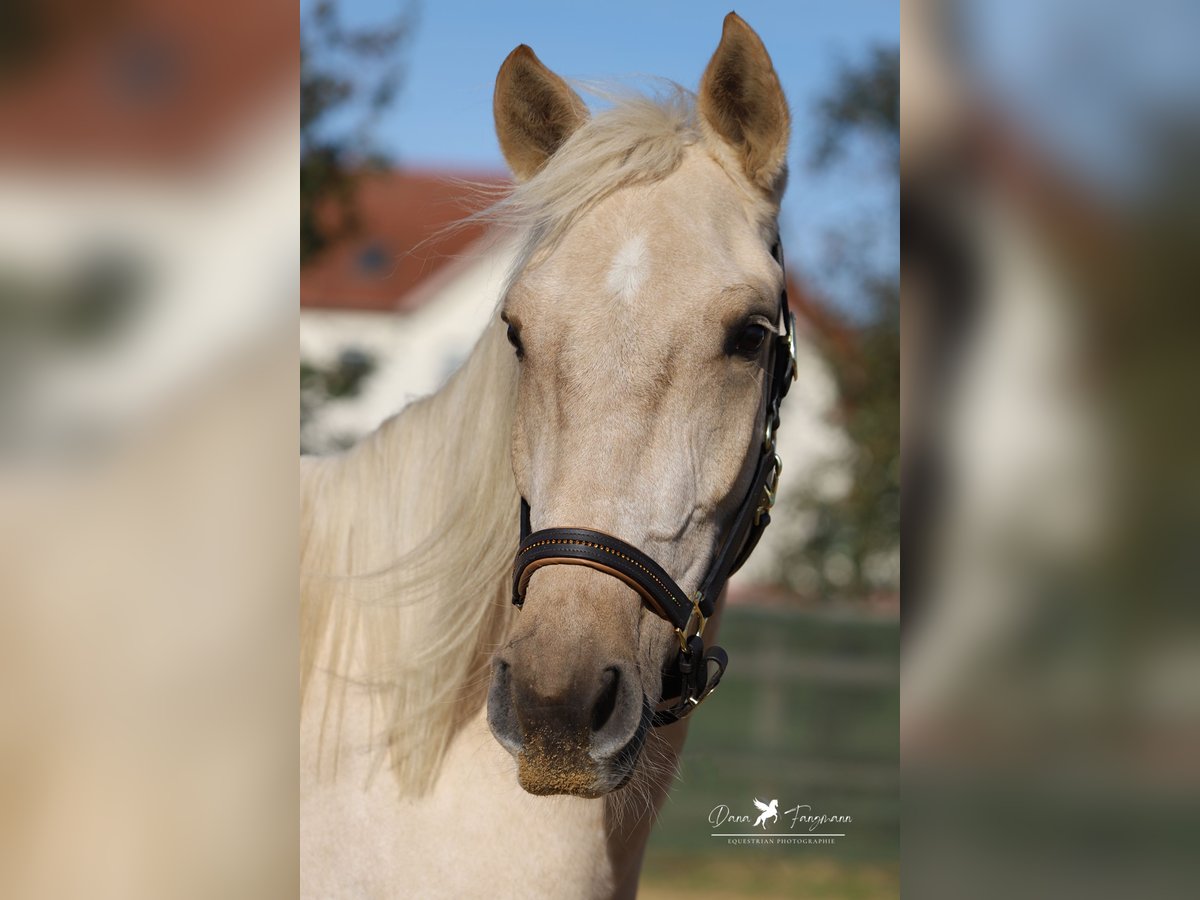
[510,242,797,727]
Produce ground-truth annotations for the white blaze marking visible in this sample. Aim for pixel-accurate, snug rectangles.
[605,233,649,302]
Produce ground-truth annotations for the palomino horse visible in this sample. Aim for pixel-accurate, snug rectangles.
[302,13,791,898]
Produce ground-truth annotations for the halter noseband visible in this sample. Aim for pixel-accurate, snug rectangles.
[511,242,797,727]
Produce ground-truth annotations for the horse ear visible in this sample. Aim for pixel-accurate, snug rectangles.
[494,45,589,182]
[698,13,790,198]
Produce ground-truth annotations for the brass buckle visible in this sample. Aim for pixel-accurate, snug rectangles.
[754,453,784,526]
[674,592,707,653]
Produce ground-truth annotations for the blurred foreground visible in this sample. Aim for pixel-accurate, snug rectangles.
[0,1,297,897]
[903,1,1200,897]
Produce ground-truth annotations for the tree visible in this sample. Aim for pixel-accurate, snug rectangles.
[299,2,416,453]
[811,45,899,178]
[300,0,417,265]
[779,45,900,603]
[300,349,376,454]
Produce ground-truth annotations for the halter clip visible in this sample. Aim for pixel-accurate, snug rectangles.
[674,592,708,654]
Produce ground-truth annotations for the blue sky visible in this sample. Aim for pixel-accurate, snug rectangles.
[959,0,1200,202]
[312,1,899,315]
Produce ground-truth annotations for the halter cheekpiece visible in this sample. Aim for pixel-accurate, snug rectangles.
[511,241,797,727]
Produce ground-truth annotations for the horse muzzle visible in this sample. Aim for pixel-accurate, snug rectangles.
[487,648,651,796]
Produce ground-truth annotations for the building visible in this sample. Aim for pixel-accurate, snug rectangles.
[0,0,297,447]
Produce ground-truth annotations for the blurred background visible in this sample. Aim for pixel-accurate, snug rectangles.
[300,2,898,897]
[903,1,1200,898]
[0,0,297,897]
[15,0,1198,897]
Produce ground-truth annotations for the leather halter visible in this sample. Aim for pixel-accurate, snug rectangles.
[511,242,797,727]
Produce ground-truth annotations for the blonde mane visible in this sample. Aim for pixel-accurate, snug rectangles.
[473,83,700,281]
[300,87,704,796]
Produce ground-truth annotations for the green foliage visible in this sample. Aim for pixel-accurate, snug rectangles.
[783,281,900,601]
[780,45,900,601]
[810,45,899,178]
[300,0,416,264]
[0,249,144,346]
[300,1,413,453]
[300,348,376,454]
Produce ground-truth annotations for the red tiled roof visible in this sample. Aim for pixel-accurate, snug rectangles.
[0,0,297,170]
[300,169,510,313]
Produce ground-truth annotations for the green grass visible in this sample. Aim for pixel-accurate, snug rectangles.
[639,854,899,900]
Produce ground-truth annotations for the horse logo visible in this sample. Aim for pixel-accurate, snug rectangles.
[753,798,779,829]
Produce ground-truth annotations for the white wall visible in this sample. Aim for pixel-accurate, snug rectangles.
[300,237,519,450]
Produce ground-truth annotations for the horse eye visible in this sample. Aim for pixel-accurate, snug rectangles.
[506,322,525,359]
[730,322,768,357]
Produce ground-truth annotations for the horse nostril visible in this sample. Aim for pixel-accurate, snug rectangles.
[590,667,621,733]
[487,657,523,755]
